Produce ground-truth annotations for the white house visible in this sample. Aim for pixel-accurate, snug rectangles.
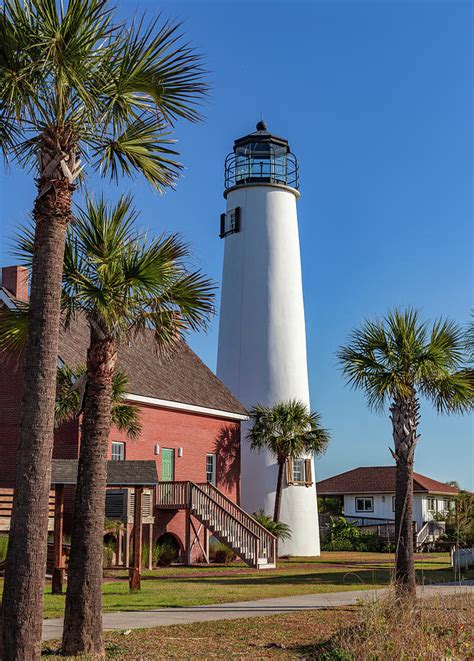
[317,466,459,529]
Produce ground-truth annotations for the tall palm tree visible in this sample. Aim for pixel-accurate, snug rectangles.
[13,195,214,654]
[338,308,472,598]
[0,2,206,657]
[248,400,330,523]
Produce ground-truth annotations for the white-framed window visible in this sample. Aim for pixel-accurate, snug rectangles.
[292,458,305,483]
[287,457,313,485]
[427,497,436,513]
[443,498,454,512]
[355,497,374,513]
[111,441,125,461]
[206,453,216,485]
[392,496,396,512]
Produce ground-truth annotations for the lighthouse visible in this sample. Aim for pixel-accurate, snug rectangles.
[217,121,320,556]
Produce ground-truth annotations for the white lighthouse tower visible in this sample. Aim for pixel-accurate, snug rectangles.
[217,121,320,556]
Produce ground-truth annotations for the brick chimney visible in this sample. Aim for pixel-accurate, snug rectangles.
[1,266,29,301]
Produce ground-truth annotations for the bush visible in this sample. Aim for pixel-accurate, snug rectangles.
[253,510,291,540]
[209,539,236,564]
[0,534,8,565]
[103,540,115,568]
[153,541,178,567]
[322,516,380,552]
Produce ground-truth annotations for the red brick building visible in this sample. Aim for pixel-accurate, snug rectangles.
[0,265,262,564]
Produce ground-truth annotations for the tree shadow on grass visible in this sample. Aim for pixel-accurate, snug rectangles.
[162,569,392,588]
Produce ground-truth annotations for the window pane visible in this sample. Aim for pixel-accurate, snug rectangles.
[356,497,373,512]
[111,442,125,461]
[292,458,305,482]
[206,453,216,484]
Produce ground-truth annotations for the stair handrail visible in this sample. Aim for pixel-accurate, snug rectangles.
[189,481,262,565]
[197,482,277,542]
[189,482,261,539]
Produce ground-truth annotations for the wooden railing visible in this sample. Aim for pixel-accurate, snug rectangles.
[155,481,276,567]
[416,521,445,548]
[156,481,190,509]
[0,488,55,531]
[190,483,263,566]
[198,482,276,563]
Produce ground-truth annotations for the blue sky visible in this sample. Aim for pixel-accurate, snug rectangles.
[0,0,472,488]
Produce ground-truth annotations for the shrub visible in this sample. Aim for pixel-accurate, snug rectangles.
[322,516,380,552]
[0,534,8,565]
[153,541,178,567]
[103,540,115,568]
[209,539,236,564]
[253,510,292,540]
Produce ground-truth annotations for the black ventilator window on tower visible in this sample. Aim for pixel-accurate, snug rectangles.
[219,206,241,238]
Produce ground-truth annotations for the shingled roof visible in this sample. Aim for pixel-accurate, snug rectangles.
[57,313,247,416]
[51,459,158,486]
[317,467,460,496]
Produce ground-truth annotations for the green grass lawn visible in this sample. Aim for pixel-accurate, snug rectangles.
[2,551,469,619]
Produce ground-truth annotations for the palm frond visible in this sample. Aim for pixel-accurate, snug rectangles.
[0,304,29,354]
[338,307,473,414]
[55,363,141,437]
[247,399,330,461]
[1,1,207,191]
[91,115,182,191]
[99,14,208,126]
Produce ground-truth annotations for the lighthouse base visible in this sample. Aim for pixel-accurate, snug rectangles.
[240,443,321,557]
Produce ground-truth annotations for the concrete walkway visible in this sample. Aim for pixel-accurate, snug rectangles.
[41,584,473,641]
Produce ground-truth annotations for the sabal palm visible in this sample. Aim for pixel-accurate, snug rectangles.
[248,400,330,523]
[0,2,206,657]
[338,308,472,597]
[14,195,214,654]
[55,365,141,439]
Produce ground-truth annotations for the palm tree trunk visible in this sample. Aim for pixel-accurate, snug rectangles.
[62,330,116,656]
[390,395,419,599]
[273,458,286,523]
[1,170,71,660]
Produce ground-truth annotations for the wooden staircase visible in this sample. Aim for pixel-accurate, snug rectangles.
[156,481,276,569]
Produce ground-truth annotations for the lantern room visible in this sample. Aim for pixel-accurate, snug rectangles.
[224,121,299,190]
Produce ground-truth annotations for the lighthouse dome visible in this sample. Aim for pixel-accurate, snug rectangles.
[224,121,298,190]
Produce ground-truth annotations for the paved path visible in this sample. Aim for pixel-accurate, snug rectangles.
[42,584,473,641]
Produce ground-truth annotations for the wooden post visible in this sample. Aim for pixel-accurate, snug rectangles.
[125,525,130,568]
[185,508,191,566]
[117,526,123,566]
[204,529,210,565]
[52,484,64,594]
[129,486,143,591]
[148,522,153,571]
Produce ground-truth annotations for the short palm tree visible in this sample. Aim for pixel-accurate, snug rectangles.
[253,510,292,541]
[0,2,206,656]
[55,365,141,439]
[247,400,330,523]
[13,195,214,655]
[338,308,472,598]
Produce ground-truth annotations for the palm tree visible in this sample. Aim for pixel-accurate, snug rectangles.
[253,510,292,541]
[0,2,206,656]
[5,195,213,654]
[247,400,330,523]
[62,196,213,654]
[55,365,141,439]
[338,308,472,598]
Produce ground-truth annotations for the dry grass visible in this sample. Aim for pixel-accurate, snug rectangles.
[41,592,473,659]
[321,590,474,660]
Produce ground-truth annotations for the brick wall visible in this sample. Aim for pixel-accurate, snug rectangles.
[0,352,241,557]
[107,403,241,559]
